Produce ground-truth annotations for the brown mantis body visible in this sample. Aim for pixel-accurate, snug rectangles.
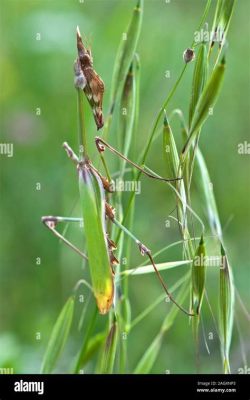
[76,27,105,130]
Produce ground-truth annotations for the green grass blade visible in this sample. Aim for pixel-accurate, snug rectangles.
[120,260,191,276]
[219,244,235,374]
[41,296,74,373]
[109,0,143,113]
[119,56,138,178]
[195,148,222,238]
[79,165,113,314]
[182,57,226,160]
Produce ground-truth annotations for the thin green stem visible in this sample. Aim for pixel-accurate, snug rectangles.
[77,89,88,161]
[99,152,112,182]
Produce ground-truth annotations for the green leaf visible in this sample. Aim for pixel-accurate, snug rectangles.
[219,244,234,374]
[79,165,113,315]
[109,0,143,112]
[182,58,226,160]
[120,260,191,276]
[41,296,74,373]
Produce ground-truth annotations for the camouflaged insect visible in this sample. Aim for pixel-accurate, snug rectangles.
[76,27,105,130]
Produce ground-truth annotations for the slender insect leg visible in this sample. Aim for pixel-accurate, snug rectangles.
[110,215,194,317]
[63,142,79,165]
[41,216,87,260]
[95,136,182,183]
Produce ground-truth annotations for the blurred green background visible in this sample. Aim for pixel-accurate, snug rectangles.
[0,0,249,373]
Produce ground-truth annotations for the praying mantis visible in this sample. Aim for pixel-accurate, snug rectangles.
[42,27,194,317]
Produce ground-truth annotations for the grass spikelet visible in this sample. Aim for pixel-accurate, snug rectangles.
[189,43,208,128]
[182,57,226,160]
[162,114,187,228]
[191,235,206,316]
